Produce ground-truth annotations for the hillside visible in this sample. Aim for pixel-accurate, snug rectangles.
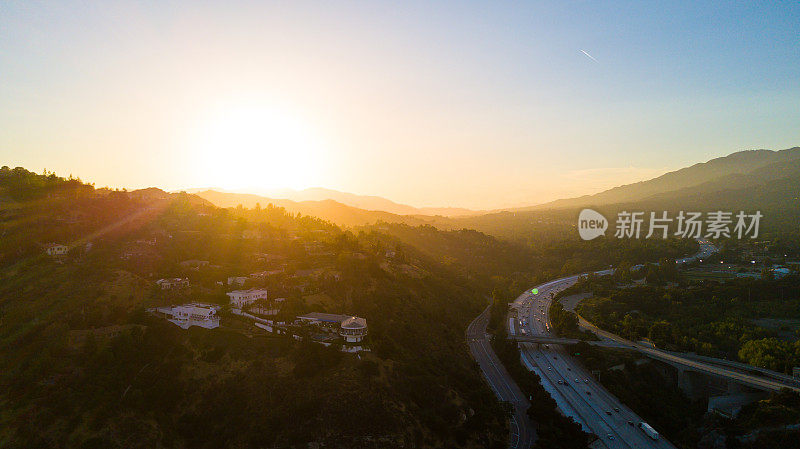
[441,147,800,242]
[526,147,800,210]
[0,168,509,448]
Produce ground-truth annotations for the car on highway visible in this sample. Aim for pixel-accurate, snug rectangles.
[586,391,591,395]
[614,407,620,412]
[605,411,612,416]
[583,379,589,383]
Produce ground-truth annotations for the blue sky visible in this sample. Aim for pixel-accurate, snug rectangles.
[1,1,799,208]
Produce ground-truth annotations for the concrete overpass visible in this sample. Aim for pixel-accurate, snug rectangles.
[511,327,800,394]
[512,335,626,348]
[577,316,800,394]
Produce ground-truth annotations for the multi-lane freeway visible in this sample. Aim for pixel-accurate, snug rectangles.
[469,240,794,448]
[467,303,536,449]
[512,278,674,449]
[504,241,718,448]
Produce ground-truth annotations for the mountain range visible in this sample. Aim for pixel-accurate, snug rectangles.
[185,187,480,217]
[187,146,800,233]
[526,146,800,210]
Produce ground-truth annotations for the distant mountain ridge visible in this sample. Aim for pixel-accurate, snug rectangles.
[194,190,444,228]
[194,146,800,234]
[185,187,480,217]
[524,147,800,210]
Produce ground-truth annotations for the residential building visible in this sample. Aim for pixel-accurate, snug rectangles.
[156,278,189,289]
[296,312,368,343]
[297,312,353,326]
[227,276,248,286]
[46,244,68,256]
[249,269,285,279]
[179,259,210,269]
[149,303,220,329]
[339,316,368,343]
[227,288,268,308]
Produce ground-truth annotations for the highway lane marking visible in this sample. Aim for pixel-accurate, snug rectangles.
[527,346,636,449]
[479,339,518,402]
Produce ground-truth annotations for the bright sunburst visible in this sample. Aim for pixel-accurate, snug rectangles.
[192,105,326,191]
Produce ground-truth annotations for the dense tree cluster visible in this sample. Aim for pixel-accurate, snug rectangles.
[574,276,800,373]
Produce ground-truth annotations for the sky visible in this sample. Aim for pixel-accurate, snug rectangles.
[1,1,799,209]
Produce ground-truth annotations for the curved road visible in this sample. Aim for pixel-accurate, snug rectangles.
[467,303,536,449]
[467,240,778,448]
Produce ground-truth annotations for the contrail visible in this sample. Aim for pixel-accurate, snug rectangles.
[580,49,598,63]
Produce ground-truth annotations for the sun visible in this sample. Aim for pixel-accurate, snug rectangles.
[192,105,327,191]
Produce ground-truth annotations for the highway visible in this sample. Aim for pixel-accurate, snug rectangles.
[512,279,672,449]
[506,240,799,448]
[468,240,795,448]
[467,303,536,449]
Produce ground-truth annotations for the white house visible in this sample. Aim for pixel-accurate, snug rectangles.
[339,316,368,343]
[150,303,220,329]
[179,259,210,269]
[46,244,69,256]
[156,278,190,289]
[227,276,248,286]
[227,288,268,308]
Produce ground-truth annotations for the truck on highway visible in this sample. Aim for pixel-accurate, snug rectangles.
[638,422,659,440]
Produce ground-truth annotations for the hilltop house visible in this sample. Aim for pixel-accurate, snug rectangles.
[227,276,248,286]
[45,244,68,256]
[149,303,220,329]
[296,312,368,343]
[179,259,210,270]
[156,278,190,289]
[227,288,268,308]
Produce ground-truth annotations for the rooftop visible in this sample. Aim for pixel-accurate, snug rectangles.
[297,312,353,323]
[341,316,367,329]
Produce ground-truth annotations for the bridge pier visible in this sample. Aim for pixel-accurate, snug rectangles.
[678,369,710,399]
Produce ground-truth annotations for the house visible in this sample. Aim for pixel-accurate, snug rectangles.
[156,278,189,289]
[253,253,286,262]
[227,288,268,308]
[227,276,248,286]
[250,297,284,316]
[296,312,368,343]
[249,269,285,279]
[297,312,353,327]
[339,316,368,343]
[46,244,69,256]
[242,229,261,239]
[149,303,220,329]
[179,259,210,269]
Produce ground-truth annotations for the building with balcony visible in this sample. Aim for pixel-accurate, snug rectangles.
[149,303,220,329]
[339,316,368,343]
[227,288,268,308]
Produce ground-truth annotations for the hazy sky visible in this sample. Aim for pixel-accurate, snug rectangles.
[2,1,799,209]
